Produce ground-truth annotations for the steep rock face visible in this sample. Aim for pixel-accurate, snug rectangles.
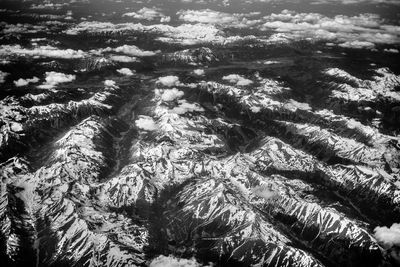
[164,177,324,267]
[24,117,147,266]
[0,83,123,162]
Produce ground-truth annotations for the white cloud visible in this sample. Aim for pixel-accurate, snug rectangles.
[104,80,118,88]
[135,116,157,131]
[222,74,253,86]
[123,7,170,23]
[38,72,76,89]
[252,185,279,201]
[117,68,135,76]
[177,9,261,28]
[14,77,40,87]
[0,70,8,83]
[160,88,184,102]
[0,45,87,59]
[170,100,204,114]
[109,55,138,62]
[30,3,67,10]
[260,10,400,49]
[311,0,400,5]
[114,45,157,57]
[65,21,236,46]
[149,255,202,267]
[193,69,205,76]
[160,16,171,23]
[1,23,47,34]
[374,223,400,249]
[384,48,399,53]
[158,76,180,87]
[339,40,375,49]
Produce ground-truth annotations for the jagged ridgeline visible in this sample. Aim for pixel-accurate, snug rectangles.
[1,0,400,267]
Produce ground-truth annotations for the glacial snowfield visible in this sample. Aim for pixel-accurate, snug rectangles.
[1,0,400,266]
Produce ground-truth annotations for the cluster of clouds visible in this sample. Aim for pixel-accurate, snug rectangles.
[0,70,8,83]
[65,21,237,46]
[123,7,171,23]
[222,74,253,86]
[109,55,138,63]
[159,88,184,102]
[149,255,203,267]
[193,69,205,76]
[66,6,400,48]
[113,45,157,57]
[30,3,68,10]
[310,0,400,5]
[38,71,76,90]
[170,100,204,115]
[260,10,400,49]
[117,68,135,76]
[176,8,400,49]
[14,76,39,87]
[157,75,180,87]
[0,45,87,59]
[0,42,158,63]
[104,79,118,88]
[1,22,48,34]
[177,9,261,28]
[374,223,400,249]
[135,115,158,131]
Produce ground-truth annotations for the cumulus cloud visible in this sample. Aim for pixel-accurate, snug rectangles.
[193,69,205,76]
[65,21,234,46]
[123,7,171,23]
[104,80,118,88]
[158,76,180,87]
[30,3,67,10]
[1,23,47,34]
[14,76,40,87]
[374,223,400,249]
[0,70,8,83]
[177,9,260,28]
[260,10,400,49]
[170,100,204,114]
[222,74,253,86]
[160,88,184,102]
[117,68,135,76]
[109,55,138,62]
[114,45,157,57]
[149,255,202,267]
[338,40,376,49]
[38,72,76,89]
[384,48,399,53]
[311,0,400,5]
[0,45,87,59]
[135,115,158,131]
